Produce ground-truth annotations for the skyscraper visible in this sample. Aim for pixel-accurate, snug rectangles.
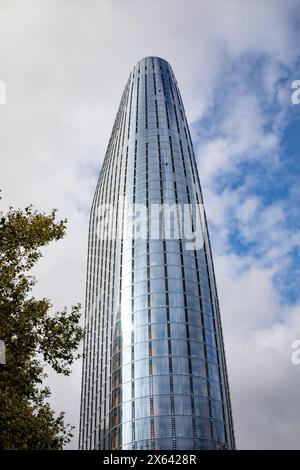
[79,57,235,450]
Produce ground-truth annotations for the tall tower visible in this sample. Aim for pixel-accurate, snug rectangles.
[79,57,235,450]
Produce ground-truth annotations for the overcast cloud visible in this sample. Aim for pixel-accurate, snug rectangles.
[1,0,300,449]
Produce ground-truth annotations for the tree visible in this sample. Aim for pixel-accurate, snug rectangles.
[0,203,84,449]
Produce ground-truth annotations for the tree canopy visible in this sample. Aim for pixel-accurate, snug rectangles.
[0,203,84,449]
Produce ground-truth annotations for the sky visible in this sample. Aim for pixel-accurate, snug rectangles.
[1,0,300,449]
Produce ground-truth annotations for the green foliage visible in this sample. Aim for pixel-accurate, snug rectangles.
[0,203,84,449]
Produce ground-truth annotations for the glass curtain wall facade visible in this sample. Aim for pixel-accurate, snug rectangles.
[79,57,235,450]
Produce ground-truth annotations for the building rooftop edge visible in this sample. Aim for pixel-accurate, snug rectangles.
[134,56,170,67]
